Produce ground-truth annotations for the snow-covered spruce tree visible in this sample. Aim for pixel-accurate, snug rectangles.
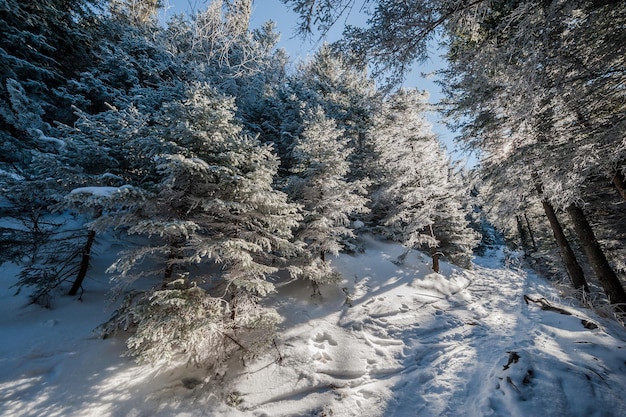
[50,104,151,298]
[0,0,88,213]
[3,100,146,305]
[0,0,103,173]
[534,2,626,205]
[432,166,481,269]
[96,83,302,367]
[0,77,99,304]
[445,62,594,293]
[3,163,103,306]
[0,0,102,128]
[284,107,369,289]
[292,43,381,183]
[227,21,290,139]
[181,4,292,148]
[528,4,626,301]
[368,89,438,249]
[6,61,158,303]
[17,4,194,302]
[0,0,137,302]
[153,1,290,146]
[369,89,478,270]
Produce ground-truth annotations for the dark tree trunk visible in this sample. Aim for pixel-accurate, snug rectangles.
[516,215,531,252]
[428,224,440,273]
[313,251,326,297]
[68,228,96,296]
[612,171,626,201]
[515,216,530,251]
[68,209,102,297]
[566,205,626,312]
[231,291,238,320]
[524,213,537,252]
[534,180,589,292]
[432,250,440,273]
[540,200,589,292]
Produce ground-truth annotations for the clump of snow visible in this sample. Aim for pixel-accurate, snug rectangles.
[352,220,365,229]
[1,237,625,416]
[70,186,126,197]
[100,173,124,182]
[33,128,66,149]
[0,168,24,181]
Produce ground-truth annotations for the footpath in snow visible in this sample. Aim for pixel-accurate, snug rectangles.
[1,236,626,416]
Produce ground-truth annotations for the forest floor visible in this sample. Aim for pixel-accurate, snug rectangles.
[1,236,626,416]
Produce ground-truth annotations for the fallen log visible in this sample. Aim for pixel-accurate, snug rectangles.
[524,294,572,315]
[524,294,599,330]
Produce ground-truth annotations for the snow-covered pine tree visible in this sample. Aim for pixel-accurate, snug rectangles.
[0,77,94,305]
[293,44,381,183]
[432,166,481,269]
[227,21,290,139]
[0,0,125,302]
[285,107,369,288]
[95,82,302,367]
[14,4,191,302]
[369,89,478,269]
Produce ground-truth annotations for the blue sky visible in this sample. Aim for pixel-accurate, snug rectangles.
[160,0,355,59]
[160,0,470,164]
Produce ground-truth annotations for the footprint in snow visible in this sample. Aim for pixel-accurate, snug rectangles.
[312,350,332,363]
[313,332,338,347]
[310,332,338,363]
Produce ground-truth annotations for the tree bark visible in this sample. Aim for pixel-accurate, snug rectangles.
[68,228,96,296]
[68,209,102,297]
[524,213,537,252]
[516,215,531,252]
[533,181,589,292]
[428,224,440,273]
[431,250,440,273]
[231,290,238,321]
[540,200,589,292]
[612,171,626,201]
[566,205,626,312]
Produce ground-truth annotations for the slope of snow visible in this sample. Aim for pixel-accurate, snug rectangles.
[1,236,625,416]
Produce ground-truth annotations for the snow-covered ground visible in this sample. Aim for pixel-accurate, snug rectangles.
[1,236,625,416]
